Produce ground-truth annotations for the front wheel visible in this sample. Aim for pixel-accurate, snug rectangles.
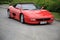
[20,14,25,23]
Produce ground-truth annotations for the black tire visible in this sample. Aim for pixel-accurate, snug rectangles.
[7,10,11,18]
[20,14,25,23]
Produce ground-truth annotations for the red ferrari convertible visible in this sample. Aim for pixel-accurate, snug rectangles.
[7,3,54,24]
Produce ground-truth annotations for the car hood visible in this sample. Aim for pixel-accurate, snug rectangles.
[22,10,54,18]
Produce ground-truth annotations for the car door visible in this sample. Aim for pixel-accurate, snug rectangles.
[12,4,22,20]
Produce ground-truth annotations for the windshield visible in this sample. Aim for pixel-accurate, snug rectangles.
[16,4,37,10]
[22,4,37,10]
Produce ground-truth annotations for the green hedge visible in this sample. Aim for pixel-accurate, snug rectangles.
[0,0,60,13]
[46,0,60,12]
[0,0,12,4]
[35,0,60,12]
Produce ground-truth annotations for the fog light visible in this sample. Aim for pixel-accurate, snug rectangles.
[51,18,54,20]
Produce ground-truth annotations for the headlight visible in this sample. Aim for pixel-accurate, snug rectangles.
[51,18,54,20]
[31,18,36,21]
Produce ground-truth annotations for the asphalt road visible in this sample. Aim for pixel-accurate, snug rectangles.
[0,4,60,40]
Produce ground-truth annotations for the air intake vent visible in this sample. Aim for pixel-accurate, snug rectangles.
[36,18,50,21]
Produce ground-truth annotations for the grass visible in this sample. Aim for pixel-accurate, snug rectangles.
[52,12,60,20]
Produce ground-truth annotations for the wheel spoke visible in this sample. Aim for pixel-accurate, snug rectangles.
[21,15,24,23]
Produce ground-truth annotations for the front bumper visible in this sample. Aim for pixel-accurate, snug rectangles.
[25,18,54,24]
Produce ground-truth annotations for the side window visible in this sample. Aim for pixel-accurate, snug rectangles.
[15,4,21,9]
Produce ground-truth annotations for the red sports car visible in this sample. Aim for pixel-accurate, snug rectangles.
[7,3,54,24]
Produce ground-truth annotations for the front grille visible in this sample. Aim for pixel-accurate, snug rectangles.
[36,18,50,21]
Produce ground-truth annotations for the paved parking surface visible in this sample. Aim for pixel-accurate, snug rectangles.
[0,5,60,40]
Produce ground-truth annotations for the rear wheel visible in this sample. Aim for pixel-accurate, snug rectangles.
[20,14,25,23]
[7,9,11,18]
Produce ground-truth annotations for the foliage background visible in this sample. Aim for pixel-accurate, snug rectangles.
[0,0,60,12]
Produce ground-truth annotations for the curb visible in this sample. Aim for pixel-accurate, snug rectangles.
[55,19,60,22]
[0,4,9,9]
[0,7,7,9]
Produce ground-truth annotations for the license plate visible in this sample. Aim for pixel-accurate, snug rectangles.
[40,21,47,24]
